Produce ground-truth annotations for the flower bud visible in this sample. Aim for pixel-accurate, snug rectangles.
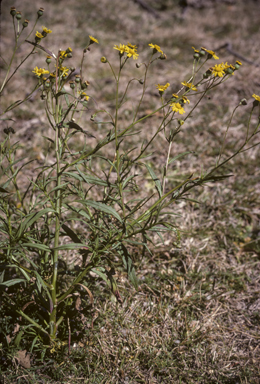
[81,80,90,90]
[37,8,44,18]
[178,119,184,126]
[193,52,200,60]
[101,56,108,63]
[46,56,52,64]
[199,49,206,56]
[22,19,29,28]
[239,98,247,106]
[159,54,167,60]
[44,79,51,88]
[10,7,16,17]
[75,75,81,83]
[136,63,142,68]
[69,81,76,89]
[234,60,242,70]
[16,11,22,20]
[67,52,72,58]
[139,79,144,85]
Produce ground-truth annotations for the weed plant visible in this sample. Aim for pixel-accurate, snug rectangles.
[0,5,260,375]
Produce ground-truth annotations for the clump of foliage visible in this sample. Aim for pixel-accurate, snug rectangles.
[0,5,260,371]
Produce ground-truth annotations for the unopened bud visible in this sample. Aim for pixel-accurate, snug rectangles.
[239,98,247,106]
[159,54,167,60]
[101,56,107,63]
[69,81,76,89]
[22,19,29,28]
[46,56,52,64]
[136,63,142,68]
[37,8,44,18]
[16,11,22,20]
[10,7,16,17]
[75,75,81,83]
[139,79,144,85]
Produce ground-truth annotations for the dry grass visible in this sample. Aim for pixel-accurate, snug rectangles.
[1,0,260,383]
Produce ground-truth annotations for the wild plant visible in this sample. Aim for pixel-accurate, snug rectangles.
[0,6,260,357]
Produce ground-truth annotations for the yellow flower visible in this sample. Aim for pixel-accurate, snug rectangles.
[127,43,137,49]
[192,47,200,53]
[32,66,49,76]
[89,35,99,44]
[149,43,163,55]
[125,46,139,60]
[58,66,69,76]
[212,63,225,77]
[171,102,185,115]
[236,60,242,66]
[114,44,126,54]
[181,81,197,91]
[201,47,219,60]
[182,96,190,104]
[42,26,52,34]
[171,93,179,99]
[252,94,260,102]
[35,31,43,39]
[156,82,170,92]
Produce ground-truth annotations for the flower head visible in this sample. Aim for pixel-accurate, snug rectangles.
[201,47,219,60]
[156,82,170,92]
[125,46,139,60]
[181,81,197,91]
[170,102,185,115]
[42,26,52,34]
[182,96,190,104]
[252,94,260,102]
[114,43,138,60]
[89,35,99,44]
[114,44,126,54]
[32,66,49,77]
[212,63,226,77]
[35,31,44,39]
[149,43,163,55]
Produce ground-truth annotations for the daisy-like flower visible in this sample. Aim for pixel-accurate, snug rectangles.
[89,35,99,44]
[42,26,52,34]
[114,44,126,54]
[35,31,44,39]
[156,82,170,92]
[170,102,185,115]
[212,63,225,77]
[201,47,219,60]
[127,43,137,49]
[149,43,163,55]
[32,66,49,76]
[125,46,139,60]
[252,94,260,102]
[181,81,197,91]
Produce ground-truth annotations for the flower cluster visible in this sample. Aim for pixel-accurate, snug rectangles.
[114,43,139,60]
[35,26,52,42]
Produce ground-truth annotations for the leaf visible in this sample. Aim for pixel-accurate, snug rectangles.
[16,208,55,238]
[168,151,195,165]
[21,243,50,252]
[121,245,139,290]
[0,187,9,193]
[53,243,88,251]
[145,165,162,197]
[79,200,122,223]
[0,278,26,287]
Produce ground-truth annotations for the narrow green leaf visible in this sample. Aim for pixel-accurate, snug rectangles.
[168,151,195,165]
[145,164,162,197]
[53,242,88,251]
[79,200,122,223]
[0,278,26,287]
